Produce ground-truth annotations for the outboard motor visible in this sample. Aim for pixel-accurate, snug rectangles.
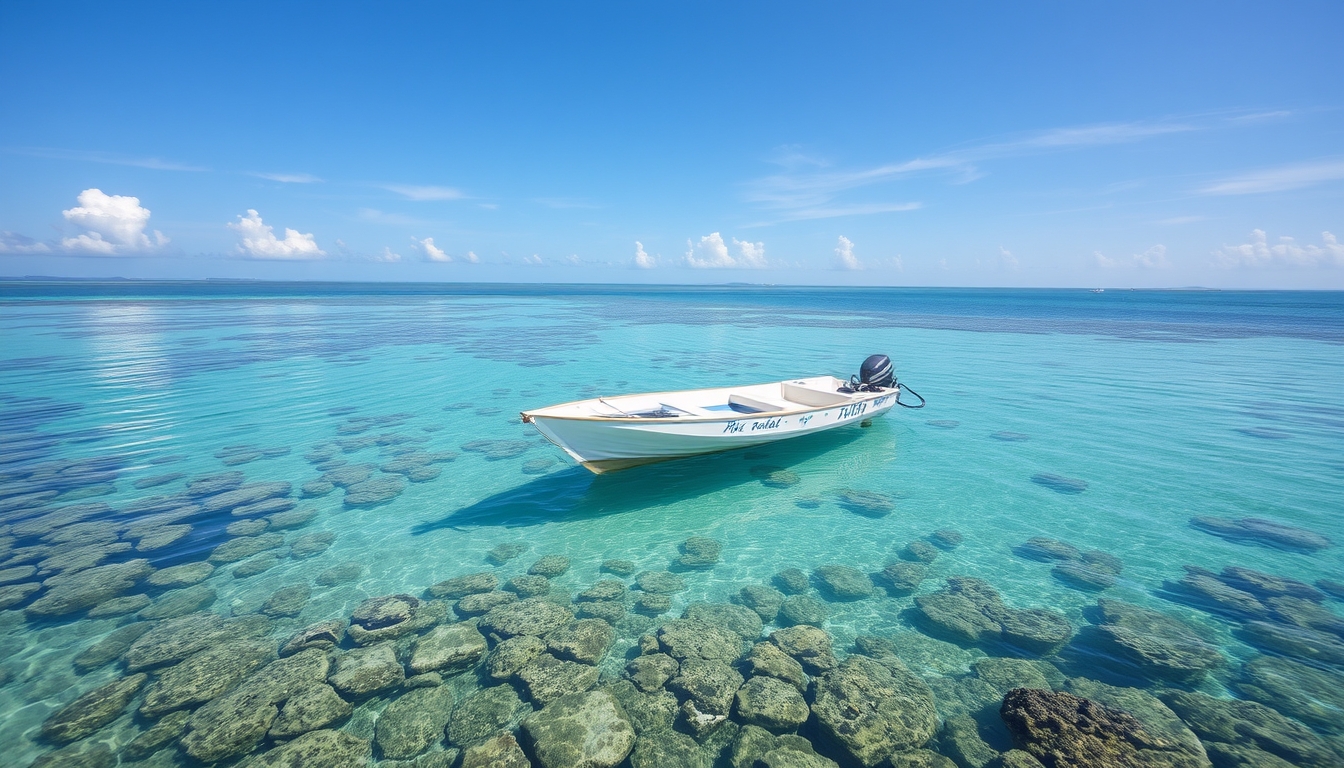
[858,354,894,390]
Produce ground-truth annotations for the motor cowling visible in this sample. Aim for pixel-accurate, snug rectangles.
[859,354,895,390]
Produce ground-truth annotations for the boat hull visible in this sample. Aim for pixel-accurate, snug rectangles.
[527,390,898,473]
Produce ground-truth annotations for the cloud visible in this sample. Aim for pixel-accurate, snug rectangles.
[464,250,480,263]
[1215,229,1343,268]
[251,172,322,183]
[1198,159,1344,195]
[523,254,544,265]
[683,233,768,269]
[382,184,465,201]
[998,246,1019,270]
[8,146,206,171]
[633,241,656,269]
[0,231,51,254]
[834,235,860,270]
[412,236,450,262]
[227,210,324,259]
[1094,244,1170,269]
[375,247,401,262]
[60,189,169,255]
[745,118,1196,223]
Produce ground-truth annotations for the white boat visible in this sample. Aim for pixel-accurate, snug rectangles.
[521,355,923,473]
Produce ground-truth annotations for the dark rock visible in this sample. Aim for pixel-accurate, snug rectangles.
[631,727,712,768]
[481,598,574,639]
[1266,595,1344,637]
[836,489,895,517]
[813,565,874,600]
[487,542,528,565]
[328,642,405,697]
[269,681,351,738]
[999,688,1208,768]
[87,593,151,618]
[461,733,530,768]
[226,518,269,536]
[768,625,836,675]
[1062,678,1208,763]
[779,595,829,627]
[0,582,40,610]
[940,715,1000,768]
[124,612,269,671]
[39,672,147,744]
[349,593,443,644]
[600,558,634,576]
[260,584,311,618]
[1030,474,1088,494]
[429,571,499,599]
[878,562,927,594]
[410,621,488,674]
[914,577,1072,655]
[683,602,763,640]
[773,568,810,595]
[25,558,153,617]
[139,638,273,717]
[1235,654,1344,734]
[745,641,809,690]
[576,600,625,624]
[27,742,114,768]
[486,634,547,681]
[1201,741,1297,768]
[508,574,552,598]
[1190,516,1332,552]
[854,635,899,659]
[1239,619,1344,666]
[1160,689,1339,768]
[930,529,964,549]
[462,439,532,460]
[1014,537,1081,562]
[281,619,346,656]
[670,657,744,715]
[124,708,190,759]
[1082,550,1124,574]
[811,655,939,766]
[1316,578,1344,601]
[1219,565,1324,601]
[267,506,318,529]
[344,475,406,507]
[973,658,1059,694]
[290,530,335,558]
[604,678,679,734]
[578,579,626,602]
[761,470,800,489]
[903,540,940,563]
[730,725,825,768]
[138,584,216,620]
[529,555,571,578]
[1079,599,1224,684]
[208,533,285,564]
[738,584,785,622]
[521,689,635,768]
[636,570,686,594]
[635,593,672,615]
[447,684,531,748]
[301,478,335,497]
[545,618,615,664]
[1052,562,1117,591]
[233,552,283,578]
[657,618,743,662]
[458,590,520,616]
[185,471,245,497]
[316,561,364,586]
[72,621,153,673]
[677,536,722,568]
[375,685,457,759]
[1163,568,1270,621]
[626,652,680,692]
[247,729,371,768]
[735,675,809,732]
[518,652,600,705]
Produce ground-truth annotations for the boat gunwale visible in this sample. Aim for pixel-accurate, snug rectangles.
[520,380,895,425]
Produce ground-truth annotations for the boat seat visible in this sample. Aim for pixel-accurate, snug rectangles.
[728,393,786,413]
[781,381,852,406]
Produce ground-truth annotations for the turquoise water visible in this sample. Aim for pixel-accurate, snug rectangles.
[1,283,1341,767]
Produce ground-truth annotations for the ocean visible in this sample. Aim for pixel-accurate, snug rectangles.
[1,282,1341,767]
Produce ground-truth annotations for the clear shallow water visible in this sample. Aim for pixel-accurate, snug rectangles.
[1,283,1342,767]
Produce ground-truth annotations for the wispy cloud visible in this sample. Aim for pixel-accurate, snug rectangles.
[1095,244,1170,269]
[357,208,435,227]
[8,146,207,172]
[381,184,465,201]
[745,118,1197,224]
[251,172,322,183]
[1197,159,1344,195]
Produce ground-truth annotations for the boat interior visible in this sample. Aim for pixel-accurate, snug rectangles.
[529,376,870,420]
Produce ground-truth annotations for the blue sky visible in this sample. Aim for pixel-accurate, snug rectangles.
[1,2,1341,287]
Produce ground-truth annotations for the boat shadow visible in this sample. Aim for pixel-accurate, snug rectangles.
[411,425,877,531]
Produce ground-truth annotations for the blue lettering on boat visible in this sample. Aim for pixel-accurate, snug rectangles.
[873,395,891,407]
[838,402,869,419]
[723,421,745,434]
[751,417,783,431]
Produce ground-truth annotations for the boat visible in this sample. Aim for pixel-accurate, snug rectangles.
[521,355,924,473]
[1091,288,1105,293]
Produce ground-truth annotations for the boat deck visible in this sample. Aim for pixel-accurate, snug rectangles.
[524,376,862,422]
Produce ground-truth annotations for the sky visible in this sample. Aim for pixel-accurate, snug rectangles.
[0,2,1341,288]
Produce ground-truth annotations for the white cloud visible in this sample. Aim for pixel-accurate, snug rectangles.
[9,147,206,172]
[412,236,450,262]
[252,172,322,183]
[633,241,656,269]
[1215,229,1344,268]
[523,254,543,265]
[1198,159,1344,196]
[382,184,465,201]
[0,231,51,254]
[375,247,401,262]
[60,189,169,255]
[682,232,768,269]
[834,235,860,270]
[1094,244,1170,269]
[998,246,1019,270]
[227,209,324,259]
[464,250,480,263]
